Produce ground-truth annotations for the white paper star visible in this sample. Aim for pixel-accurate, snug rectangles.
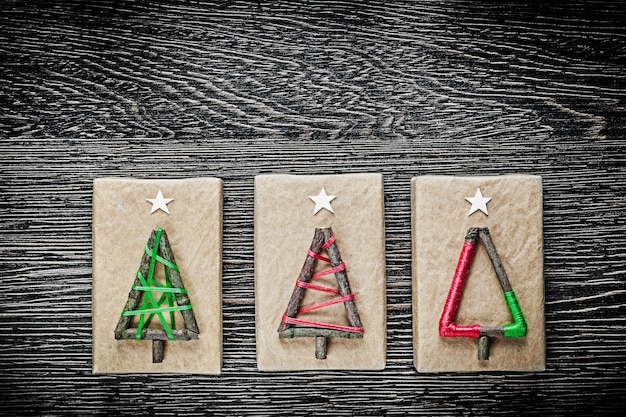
[465,188,491,216]
[309,187,336,215]
[147,190,173,214]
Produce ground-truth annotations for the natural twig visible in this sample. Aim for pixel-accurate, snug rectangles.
[278,327,363,339]
[478,336,490,360]
[315,336,327,359]
[159,230,199,333]
[115,328,199,340]
[322,227,363,329]
[152,340,164,363]
[277,228,326,332]
[114,230,157,335]
[478,228,512,292]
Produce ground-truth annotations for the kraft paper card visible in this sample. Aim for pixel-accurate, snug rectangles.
[255,174,386,371]
[92,177,222,374]
[412,175,545,372]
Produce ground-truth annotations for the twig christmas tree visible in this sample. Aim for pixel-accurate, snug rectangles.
[439,227,527,360]
[278,227,363,359]
[114,228,199,363]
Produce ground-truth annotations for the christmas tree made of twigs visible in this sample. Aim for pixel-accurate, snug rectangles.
[278,226,363,359]
[114,228,199,363]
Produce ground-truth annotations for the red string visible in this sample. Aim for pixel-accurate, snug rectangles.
[439,241,481,338]
[321,233,336,250]
[282,233,363,334]
[281,316,364,333]
[298,294,354,314]
[295,280,340,295]
[312,262,346,278]
[308,249,330,263]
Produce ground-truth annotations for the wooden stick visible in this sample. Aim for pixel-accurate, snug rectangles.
[480,326,504,338]
[323,227,363,329]
[114,230,157,335]
[476,228,511,361]
[115,328,199,340]
[465,227,479,244]
[478,336,490,360]
[315,336,327,360]
[478,228,512,292]
[158,230,200,334]
[277,228,326,332]
[279,327,363,339]
[152,340,164,363]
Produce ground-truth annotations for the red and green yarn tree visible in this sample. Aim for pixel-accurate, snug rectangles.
[277,226,363,359]
[439,227,527,360]
[114,228,199,363]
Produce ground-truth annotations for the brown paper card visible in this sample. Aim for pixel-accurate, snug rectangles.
[412,175,545,372]
[92,177,222,374]
[255,174,386,371]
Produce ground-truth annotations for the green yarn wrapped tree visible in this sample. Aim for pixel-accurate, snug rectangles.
[114,228,199,363]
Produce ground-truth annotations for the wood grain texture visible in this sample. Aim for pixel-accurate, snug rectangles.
[1,0,625,415]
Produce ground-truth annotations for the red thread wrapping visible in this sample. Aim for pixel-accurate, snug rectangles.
[299,294,355,314]
[312,262,346,278]
[281,316,364,333]
[308,249,330,263]
[295,280,340,295]
[282,233,363,334]
[321,233,336,250]
[439,241,481,338]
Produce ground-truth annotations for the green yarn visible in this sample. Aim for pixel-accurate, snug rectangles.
[503,291,527,338]
[120,228,191,341]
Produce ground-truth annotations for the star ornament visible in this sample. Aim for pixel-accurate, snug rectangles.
[309,187,336,215]
[147,190,173,214]
[465,188,491,216]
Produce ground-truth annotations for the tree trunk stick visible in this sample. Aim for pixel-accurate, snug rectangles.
[478,335,490,360]
[323,227,363,329]
[159,230,200,334]
[277,228,326,332]
[315,336,327,360]
[114,230,157,334]
[152,340,164,363]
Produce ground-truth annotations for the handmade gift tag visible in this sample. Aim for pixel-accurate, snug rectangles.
[92,177,222,374]
[255,174,386,371]
[412,175,544,372]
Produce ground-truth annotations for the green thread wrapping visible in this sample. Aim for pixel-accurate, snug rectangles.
[131,286,187,294]
[121,228,191,341]
[145,245,179,271]
[122,305,192,316]
[503,291,527,338]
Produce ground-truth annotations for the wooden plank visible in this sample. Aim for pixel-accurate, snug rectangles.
[0,0,625,415]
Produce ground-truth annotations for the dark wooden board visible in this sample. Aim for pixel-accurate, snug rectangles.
[1,1,625,415]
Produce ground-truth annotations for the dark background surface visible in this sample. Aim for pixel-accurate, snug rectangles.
[1,1,625,415]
